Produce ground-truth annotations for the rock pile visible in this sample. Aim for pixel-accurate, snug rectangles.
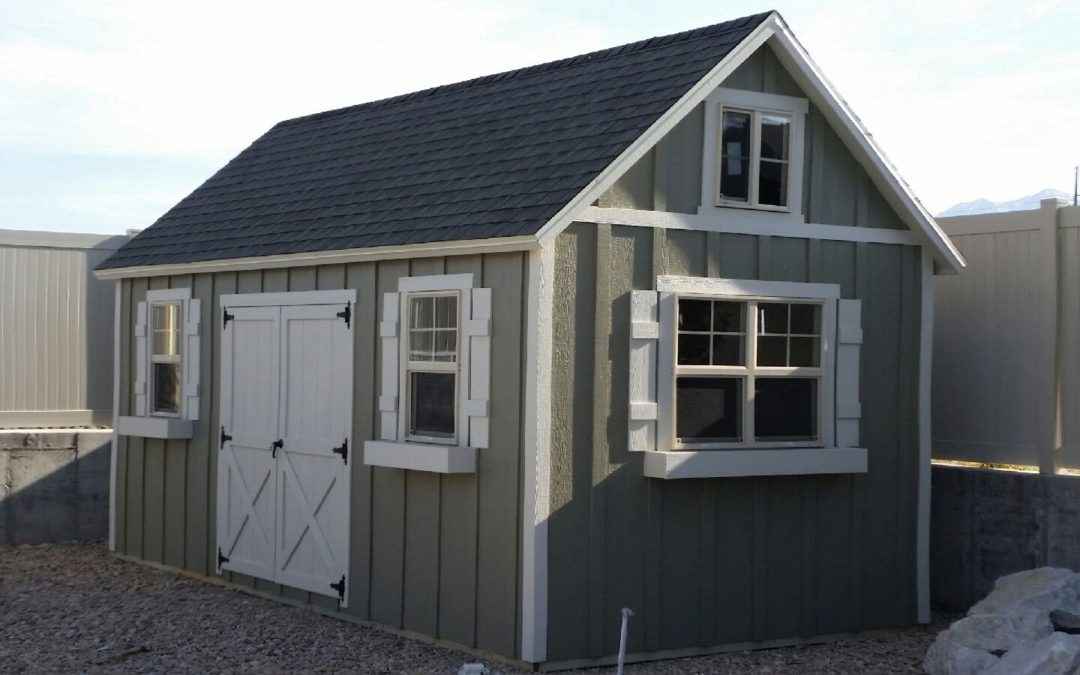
[925,567,1080,674]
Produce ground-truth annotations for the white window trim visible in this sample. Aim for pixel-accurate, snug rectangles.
[656,275,838,452]
[699,87,808,223]
[146,288,191,419]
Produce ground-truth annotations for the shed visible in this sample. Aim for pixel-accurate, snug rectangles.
[96,11,964,668]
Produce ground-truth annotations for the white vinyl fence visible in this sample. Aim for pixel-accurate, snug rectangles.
[0,229,129,428]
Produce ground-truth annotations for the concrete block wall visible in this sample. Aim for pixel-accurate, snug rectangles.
[931,464,1080,611]
[0,430,111,545]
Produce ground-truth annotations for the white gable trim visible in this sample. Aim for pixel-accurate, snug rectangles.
[535,12,965,274]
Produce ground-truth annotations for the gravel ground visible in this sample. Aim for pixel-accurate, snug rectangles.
[0,543,943,674]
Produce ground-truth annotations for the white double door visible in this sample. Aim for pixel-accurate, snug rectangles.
[217,301,353,606]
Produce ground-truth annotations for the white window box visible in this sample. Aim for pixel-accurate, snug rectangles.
[116,415,194,440]
[363,440,477,474]
[643,447,867,480]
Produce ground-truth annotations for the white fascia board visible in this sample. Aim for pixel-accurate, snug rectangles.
[532,14,779,242]
[644,447,867,479]
[94,235,539,280]
[221,289,357,308]
[362,440,476,473]
[116,415,195,439]
[580,206,919,246]
[765,18,965,274]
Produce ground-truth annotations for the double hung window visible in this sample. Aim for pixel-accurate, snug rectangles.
[405,292,459,443]
[150,301,183,416]
[718,108,792,208]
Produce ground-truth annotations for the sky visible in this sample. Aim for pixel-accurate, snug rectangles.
[2,0,1078,234]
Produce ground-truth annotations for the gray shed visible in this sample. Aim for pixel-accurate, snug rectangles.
[96,11,964,668]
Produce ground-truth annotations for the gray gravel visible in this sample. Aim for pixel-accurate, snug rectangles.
[0,543,944,673]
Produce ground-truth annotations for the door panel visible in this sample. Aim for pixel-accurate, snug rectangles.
[217,306,280,581]
[275,304,353,604]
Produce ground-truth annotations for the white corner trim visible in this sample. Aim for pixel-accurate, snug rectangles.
[521,239,555,663]
[397,273,475,292]
[916,247,934,623]
[109,281,121,552]
[94,235,539,280]
[116,415,195,439]
[765,18,965,273]
[579,206,918,246]
[643,447,867,479]
[221,289,356,308]
[533,14,779,242]
[146,287,192,303]
[657,274,840,299]
[362,440,477,473]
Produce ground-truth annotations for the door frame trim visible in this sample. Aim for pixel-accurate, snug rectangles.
[221,289,357,308]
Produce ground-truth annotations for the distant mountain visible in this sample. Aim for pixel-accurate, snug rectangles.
[939,189,1073,217]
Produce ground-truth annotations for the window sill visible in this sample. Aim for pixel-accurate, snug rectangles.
[643,447,867,479]
[116,415,195,440]
[363,440,476,474]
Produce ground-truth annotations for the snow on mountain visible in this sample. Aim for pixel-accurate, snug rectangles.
[939,189,1073,217]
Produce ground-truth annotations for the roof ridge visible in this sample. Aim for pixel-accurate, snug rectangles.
[278,11,773,127]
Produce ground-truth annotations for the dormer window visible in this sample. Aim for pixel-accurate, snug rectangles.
[701,88,807,219]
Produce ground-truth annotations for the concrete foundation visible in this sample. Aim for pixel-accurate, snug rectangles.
[0,430,111,545]
[931,464,1080,612]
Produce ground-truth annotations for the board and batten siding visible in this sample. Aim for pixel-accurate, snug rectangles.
[113,253,526,658]
[547,223,923,662]
[597,43,905,231]
[0,230,128,428]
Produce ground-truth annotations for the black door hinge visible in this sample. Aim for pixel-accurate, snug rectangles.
[218,547,230,568]
[223,308,234,329]
[220,426,232,446]
[330,574,346,601]
[271,438,283,458]
[336,304,351,328]
[331,439,348,464]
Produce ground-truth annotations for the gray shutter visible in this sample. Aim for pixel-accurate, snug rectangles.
[134,301,148,416]
[378,292,400,441]
[628,290,660,452]
[183,298,201,420]
[465,287,492,449]
[836,299,863,447]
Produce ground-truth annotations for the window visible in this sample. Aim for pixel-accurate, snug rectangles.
[700,88,807,220]
[406,293,459,443]
[150,301,183,415]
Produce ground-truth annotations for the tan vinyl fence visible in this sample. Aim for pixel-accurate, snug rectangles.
[0,229,129,428]
[934,198,1080,473]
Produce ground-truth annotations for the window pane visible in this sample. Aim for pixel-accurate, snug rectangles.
[435,295,457,329]
[712,301,744,333]
[712,335,743,366]
[434,330,457,362]
[758,160,789,207]
[790,304,819,335]
[755,378,817,440]
[758,303,788,334]
[789,337,820,367]
[760,114,790,161]
[676,377,742,442]
[410,330,433,361]
[678,299,710,332]
[677,334,710,365]
[152,363,180,414]
[410,296,434,330]
[756,336,787,367]
[720,111,751,201]
[410,372,455,439]
[151,304,181,356]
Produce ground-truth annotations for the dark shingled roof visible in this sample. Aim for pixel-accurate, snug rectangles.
[99,12,770,270]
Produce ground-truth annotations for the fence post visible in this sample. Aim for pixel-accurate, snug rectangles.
[1039,198,1061,476]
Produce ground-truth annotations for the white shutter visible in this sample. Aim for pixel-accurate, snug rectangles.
[655,292,677,451]
[465,288,492,449]
[134,301,148,416]
[836,299,863,448]
[183,298,201,420]
[379,292,400,441]
[628,290,660,452]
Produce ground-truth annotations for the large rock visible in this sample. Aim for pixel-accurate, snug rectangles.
[969,568,1080,617]
[924,637,1000,675]
[983,632,1080,675]
[943,610,1053,653]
